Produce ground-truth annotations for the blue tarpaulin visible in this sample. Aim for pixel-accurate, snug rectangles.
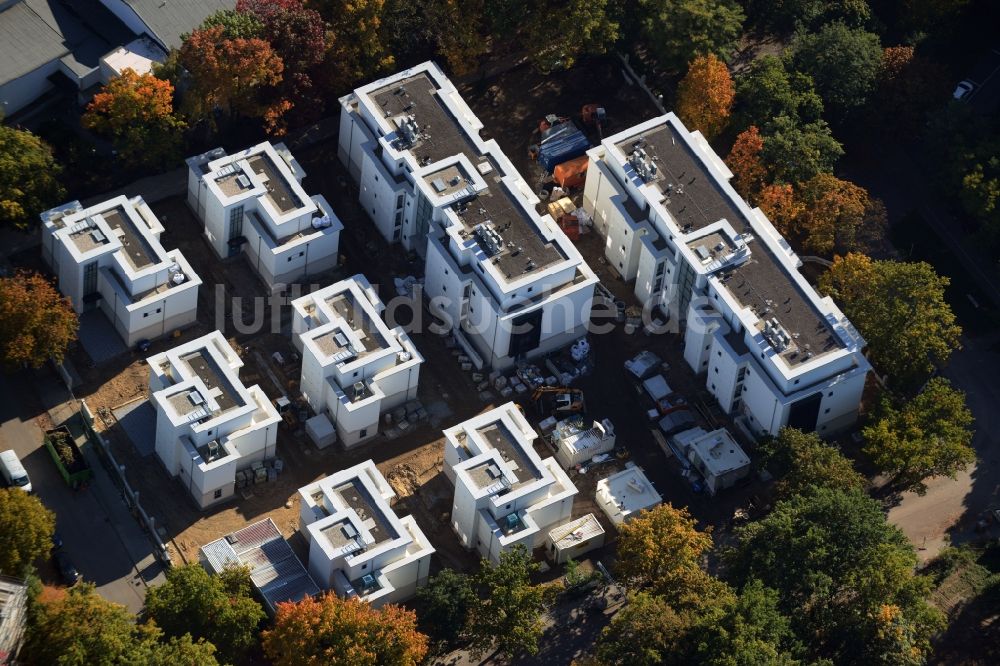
[538,124,590,172]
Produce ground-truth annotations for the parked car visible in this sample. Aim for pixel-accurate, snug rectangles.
[954,80,976,100]
[54,551,80,586]
[0,449,31,493]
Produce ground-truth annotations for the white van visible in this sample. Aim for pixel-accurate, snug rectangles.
[0,450,31,493]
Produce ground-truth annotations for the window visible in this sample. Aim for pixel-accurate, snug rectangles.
[360,429,368,438]
[353,371,359,377]
[794,379,800,385]
[229,206,244,239]
[393,228,401,240]
[527,286,533,293]
[828,391,833,397]
[442,285,447,292]
[705,344,710,350]
[396,193,405,209]
[156,308,161,314]
[375,174,379,182]
[362,563,368,569]
[444,268,449,275]
[714,367,719,374]
[711,383,716,390]
[143,312,149,318]
[717,351,722,357]
[214,489,222,499]
[298,251,305,257]
[824,408,831,414]
[83,261,98,294]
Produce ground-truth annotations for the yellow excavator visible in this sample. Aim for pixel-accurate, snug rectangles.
[531,386,586,416]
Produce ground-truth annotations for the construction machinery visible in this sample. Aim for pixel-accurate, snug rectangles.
[531,386,586,416]
[581,104,607,139]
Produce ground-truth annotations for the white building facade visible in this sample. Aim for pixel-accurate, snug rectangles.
[583,114,871,437]
[339,62,598,369]
[290,275,423,447]
[185,141,342,291]
[443,402,577,562]
[147,331,280,508]
[40,195,201,347]
[298,460,434,606]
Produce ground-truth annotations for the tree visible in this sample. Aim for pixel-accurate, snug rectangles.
[676,53,735,140]
[788,22,883,121]
[176,25,286,131]
[0,488,55,575]
[863,377,975,494]
[262,593,428,666]
[795,173,887,256]
[82,69,186,170]
[199,8,264,38]
[595,592,694,665]
[143,563,264,662]
[727,487,944,663]
[687,579,802,665]
[727,126,768,202]
[467,545,546,659]
[757,183,803,237]
[312,0,395,92]
[0,123,65,229]
[760,115,843,184]
[637,0,744,73]
[23,584,218,665]
[422,0,489,76]
[819,253,962,388]
[523,0,620,73]
[615,504,726,610]
[758,427,865,498]
[869,46,949,138]
[413,569,475,644]
[745,0,873,34]
[734,55,823,133]
[0,271,78,370]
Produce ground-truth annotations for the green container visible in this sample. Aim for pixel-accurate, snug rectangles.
[43,427,93,488]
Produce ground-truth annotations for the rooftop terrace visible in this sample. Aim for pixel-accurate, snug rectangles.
[179,349,243,412]
[370,72,565,280]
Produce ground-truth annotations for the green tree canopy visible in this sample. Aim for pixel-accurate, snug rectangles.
[143,563,264,663]
[467,545,546,659]
[760,115,843,184]
[758,427,865,498]
[0,488,55,575]
[788,22,883,121]
[0,122,65,229]
[523,0,620,73]
[735,55,824,133]
[726,487,944,663]
[863,377,975,494]
[199,8,264,39]
[819,253,962,388]
[413,568,475,645]
[637,0,744,73]
[25,584,219,666]
[595,592,694,665]
[745,0,873,34]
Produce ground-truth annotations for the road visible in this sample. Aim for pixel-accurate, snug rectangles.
[0,371,162,612]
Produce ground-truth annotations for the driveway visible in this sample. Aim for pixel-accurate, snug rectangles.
[0,371,162,612]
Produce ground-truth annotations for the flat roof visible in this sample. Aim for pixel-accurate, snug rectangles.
[687,429,750,476]
[326,292,389,356]
[476,421,542,487]
[179,349,243,412]
[102,206,157,270]
[597,466,662,516]
[616,121,841,364]
[370,73,564,279]
[331,479,396,546]
[548,513,605,547]
[201,518,320,615]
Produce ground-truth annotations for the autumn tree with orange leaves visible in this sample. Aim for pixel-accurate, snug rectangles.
[82,69,186,169]
[757,183,803,237]
[262,594,428,666]
[176,25,288,133]
[726,125,768,202]
[0,271,77,371]
[676,53,735,140]
[796,173,887,256]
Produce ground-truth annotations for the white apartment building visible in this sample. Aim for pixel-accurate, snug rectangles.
[147,331,281,508]
[185,141,342,291]
[339,62,598,369]
[298,460,434,606]
[443,402,577,562]
[40,195,201,347]
[290,275,423,447]
[583,114,871,437]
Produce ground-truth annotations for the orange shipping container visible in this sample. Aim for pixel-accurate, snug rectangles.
[553,155,589,189]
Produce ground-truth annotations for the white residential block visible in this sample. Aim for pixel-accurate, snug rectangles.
[339,62,598,369]
[443,402,577,562]
[595,466,662,526]
[583,114,871,437]
[40,195,201,347]
[147,331,281,508]
[298,460,434,606]
[290,275,423,447]
[186,141,343,291]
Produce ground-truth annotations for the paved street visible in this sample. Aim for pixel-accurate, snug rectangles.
[0,370,163,612]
